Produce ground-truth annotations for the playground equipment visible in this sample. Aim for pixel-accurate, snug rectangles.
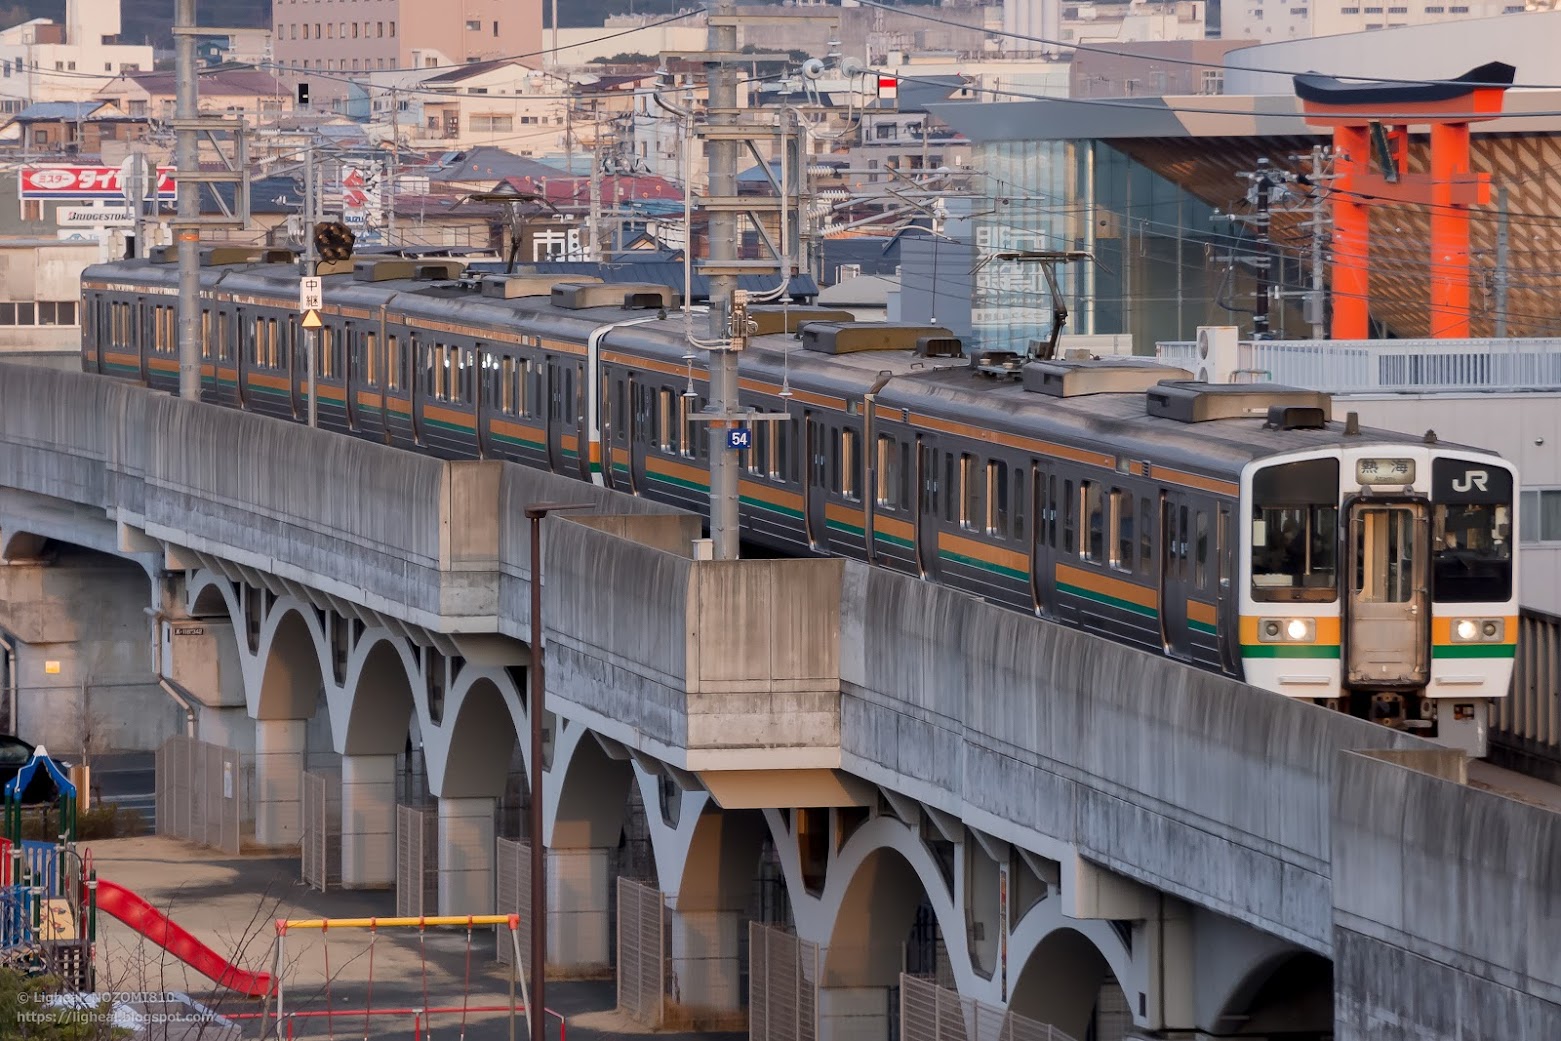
[0,749,268,999]
[257,914,563,1041]
[0,748,92,989]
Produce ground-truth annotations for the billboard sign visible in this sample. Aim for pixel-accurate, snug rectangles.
[21,165,176,201]
[56,206,135,227]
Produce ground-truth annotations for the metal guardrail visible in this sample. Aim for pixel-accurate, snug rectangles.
[1492,607,1561,781]
[1156,337,1561,395]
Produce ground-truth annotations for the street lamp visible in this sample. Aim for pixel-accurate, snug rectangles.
[525,501,593,1041]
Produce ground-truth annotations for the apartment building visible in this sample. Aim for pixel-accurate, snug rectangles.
[1224,0,1531,41]
[271,0,543,99]
[0,0,152,112]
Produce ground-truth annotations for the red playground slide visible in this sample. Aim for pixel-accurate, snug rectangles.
[93,878,273,998]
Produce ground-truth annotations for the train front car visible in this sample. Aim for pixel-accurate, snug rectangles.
[1239,444,1516,755]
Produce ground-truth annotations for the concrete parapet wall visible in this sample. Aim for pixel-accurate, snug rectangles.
[544,516,843,769]
[0,363,128,510]
[839,561,1425,952]
[1332,750,1561,1038]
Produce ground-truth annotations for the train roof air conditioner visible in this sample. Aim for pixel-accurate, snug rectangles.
[1193,325,1239,384]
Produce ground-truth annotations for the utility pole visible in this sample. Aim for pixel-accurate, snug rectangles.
[304,138,318,428]
[1305,147,1329,340]
[1494,184,1510,337]
[174,0,200,400]
[705,3,741,561]
[1250,157,1275,340]
[388,86,399,246]
[589,111,603,261]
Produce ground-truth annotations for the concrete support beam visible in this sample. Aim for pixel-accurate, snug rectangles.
[669,909,743,1012]
[818,986,891,1041]
[438,796,495,915]
[253,718,306,847]
[547,847,611,972]
[340,754,397,889]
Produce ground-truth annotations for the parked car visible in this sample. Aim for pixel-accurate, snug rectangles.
[0,736,72,804]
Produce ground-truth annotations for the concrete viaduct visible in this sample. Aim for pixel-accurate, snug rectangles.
[0,362,1556,1040]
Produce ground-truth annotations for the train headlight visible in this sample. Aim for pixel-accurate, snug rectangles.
[1259,618,1315,642]
[1451,618,1504,643]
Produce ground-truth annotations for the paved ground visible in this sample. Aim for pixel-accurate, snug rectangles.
[84,836,744,1041]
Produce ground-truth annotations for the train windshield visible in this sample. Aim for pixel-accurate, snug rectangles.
[1431,459,1513,603]
[1250,458,1339,603]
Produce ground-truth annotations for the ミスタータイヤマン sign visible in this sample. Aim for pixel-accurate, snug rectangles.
[21,165,176,201]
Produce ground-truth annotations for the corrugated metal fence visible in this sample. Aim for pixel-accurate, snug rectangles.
[154,736,242,855]
[898,974,1079,1041]
[616,877,667,1027]
[1492,607,1561,779]
[395,803,437,917]
[749,923,817,1041]
[300,770,341,891]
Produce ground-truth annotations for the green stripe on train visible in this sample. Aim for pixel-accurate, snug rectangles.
[1241,644,1342,659]
[1058,581,1158,619]
[1432,644,1517,659]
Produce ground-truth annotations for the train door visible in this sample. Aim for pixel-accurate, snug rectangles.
[343,323,359,431]
[234,307,248,409]
[573,362,590,481]
[1029,462,1056,617]
[804,412,827,550]
[545,360,565,472]
[409,334,425,446]
[287,316,300,419]
[915,435,940,579]
[1160,491,1193,660]
[628,376,645,495]
[1216,503,1239,674]
[136,299,149,383]
[1344,501,1430,687]
[475,347,494,460]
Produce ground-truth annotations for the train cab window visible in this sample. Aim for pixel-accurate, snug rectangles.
[841,429,859,502]
[1251,457,1339,603]
[1195,511,1209,589]
[1062,479,1075,552]
[1083,481,1104,561]
[1111,489,1131,571]
[985,461,1008,537]
[1432,459,1512,603]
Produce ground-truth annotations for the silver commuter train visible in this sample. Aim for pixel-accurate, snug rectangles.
[79,251,1519,754]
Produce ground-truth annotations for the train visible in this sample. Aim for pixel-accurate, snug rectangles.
[79,248,1518,755]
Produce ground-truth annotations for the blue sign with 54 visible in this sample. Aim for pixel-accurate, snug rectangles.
[726,427,751,450]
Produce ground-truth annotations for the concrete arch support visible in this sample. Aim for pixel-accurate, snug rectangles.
[545,723,634,975]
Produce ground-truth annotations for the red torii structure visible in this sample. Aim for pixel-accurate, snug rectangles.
[1293,62,1516,339]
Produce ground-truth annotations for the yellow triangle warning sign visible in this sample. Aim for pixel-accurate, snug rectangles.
[301,309,323,329]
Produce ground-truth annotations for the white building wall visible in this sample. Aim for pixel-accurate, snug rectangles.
[0,0,152,106]
[1223,3,1548,60]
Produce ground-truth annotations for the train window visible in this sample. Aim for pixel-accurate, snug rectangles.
[323,327,338,379]
[900,442,912,509]
[1177,506,1189,580]
[657,388,675,453]
[876,436,897,509]
[1012,468,1025,540]
[769,418,786,481]
[1195,511,1209,589]
[1218,510,1231,590]
[986,460,1008,537]
[841,429,859,502]
[677,393,693,457]
[500,358,514,413]
[1111,489,1131,571]
[1062,479,1074,552]
[366,333,380,387]
[217,312,230,362]
[1251,458,1339,603]
[269,319,281,369]
[1083,481,1103,561]
[615,379,629,445]
[1353,508,1416,603]
[1139,497,1153,571]
[955,455,974,528]
[384,335,400,391]
[1434,460,1512,603]
[252,315,264,363]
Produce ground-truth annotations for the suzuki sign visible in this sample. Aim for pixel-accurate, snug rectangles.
[21,165,176,201]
